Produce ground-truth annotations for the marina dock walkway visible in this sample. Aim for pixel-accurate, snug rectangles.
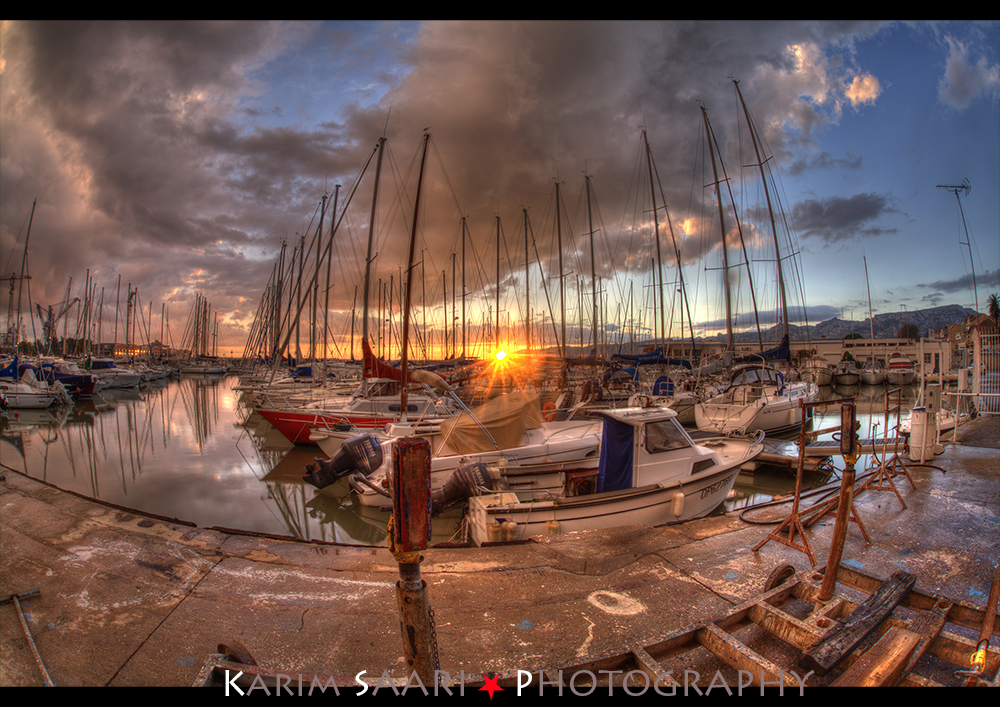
[2,416,998,688]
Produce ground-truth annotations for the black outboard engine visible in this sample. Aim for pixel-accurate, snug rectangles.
[429,461,508,514]
[302,434,383,489]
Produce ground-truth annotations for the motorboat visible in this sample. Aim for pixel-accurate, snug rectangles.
[87,357,142,388]
[694,363,816,435]
[462,406,763,545]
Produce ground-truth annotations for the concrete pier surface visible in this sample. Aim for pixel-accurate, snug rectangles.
[2,416,998,688]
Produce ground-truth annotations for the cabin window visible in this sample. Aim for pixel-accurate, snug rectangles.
[643,419,691,454]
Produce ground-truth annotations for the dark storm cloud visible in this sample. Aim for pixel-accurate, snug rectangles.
[790,192,898,244]
[1,20,915,348]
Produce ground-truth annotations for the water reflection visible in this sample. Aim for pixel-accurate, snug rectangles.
[2,376,933,547]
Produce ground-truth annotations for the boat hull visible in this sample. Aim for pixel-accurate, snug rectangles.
[467,448,753,545]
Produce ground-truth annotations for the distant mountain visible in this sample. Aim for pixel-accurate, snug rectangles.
[710,304,979,343]
[808,304,979,341]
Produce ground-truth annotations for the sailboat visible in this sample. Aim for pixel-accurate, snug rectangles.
[860,256,886,385]
[693,96,815,436]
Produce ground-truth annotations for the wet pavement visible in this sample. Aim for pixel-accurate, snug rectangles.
[2,416,998,688]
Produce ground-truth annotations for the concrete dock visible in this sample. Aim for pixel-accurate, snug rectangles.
[2,415,998,688]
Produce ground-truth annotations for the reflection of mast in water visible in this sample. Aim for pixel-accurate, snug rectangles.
[178,376,222,451]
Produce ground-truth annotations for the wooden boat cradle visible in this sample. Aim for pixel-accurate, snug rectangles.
[196,562,999,689]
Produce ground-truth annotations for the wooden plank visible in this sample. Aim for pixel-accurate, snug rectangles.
[630,647,680,687]
[747,602,826,651]
[831,626,921,686]
[799,570,915,676]
[697,623,799,687]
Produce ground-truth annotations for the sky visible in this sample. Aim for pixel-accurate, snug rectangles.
[2,20,998,358]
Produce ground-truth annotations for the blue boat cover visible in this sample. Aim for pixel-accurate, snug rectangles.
[612,347,693,370]
[595,412,634,493]
[732,334,790,363]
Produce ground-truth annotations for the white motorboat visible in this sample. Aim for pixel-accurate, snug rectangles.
[694,363,816,435]
[87,357,142,388]
[463,405,763,545]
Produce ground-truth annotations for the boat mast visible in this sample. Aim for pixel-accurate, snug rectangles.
[555,180,566,358]
[461,217,467,359]
[735,80,789,342]
[399,132,431,419]
[363,137,387,386]
[701,107,734,351]
[643,131,667,348]
[585,175,598,357]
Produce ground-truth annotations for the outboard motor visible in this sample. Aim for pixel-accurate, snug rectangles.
[302,434,383,489]
[429,461,508,514]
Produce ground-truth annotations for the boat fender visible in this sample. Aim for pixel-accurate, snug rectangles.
[671,491,685,517]
[487,521,503,543]
[543,401,556,421]
[546,520,561,535]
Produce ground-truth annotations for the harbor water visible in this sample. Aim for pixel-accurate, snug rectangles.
[1,374,940,547]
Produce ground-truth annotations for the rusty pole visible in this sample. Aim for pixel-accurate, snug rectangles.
[818,402,861,602]
[388,437,439,685]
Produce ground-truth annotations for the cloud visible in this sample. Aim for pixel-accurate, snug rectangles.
[845,73,881,107]
[1,20,987,353]
[790,193,898,245]
[937,34,1000,109]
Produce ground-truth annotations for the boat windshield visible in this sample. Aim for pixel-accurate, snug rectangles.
[643,418,692,454]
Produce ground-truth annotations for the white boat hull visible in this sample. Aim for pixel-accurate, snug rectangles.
[467,442,755,545]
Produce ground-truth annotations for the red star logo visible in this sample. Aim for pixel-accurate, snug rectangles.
[479,674,503,700]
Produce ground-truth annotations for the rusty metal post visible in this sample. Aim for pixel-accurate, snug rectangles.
[388,437,439,685]
[818,402,860,602]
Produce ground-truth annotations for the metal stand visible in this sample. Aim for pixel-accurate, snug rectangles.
[752,397,868,566]
[861,387,915,509]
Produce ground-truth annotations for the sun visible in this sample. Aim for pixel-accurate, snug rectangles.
[495,349,507,361]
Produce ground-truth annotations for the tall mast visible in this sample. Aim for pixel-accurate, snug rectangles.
[461,217,467,358]
[701,107,734,351]
[643,131,667,347]
[585,175,598,356]
[495,215,501,348]
[555,181,566,358]
[735,80,788,341]
[524,207,531,351]
[399,132,431,418]
[362,137,387,350]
